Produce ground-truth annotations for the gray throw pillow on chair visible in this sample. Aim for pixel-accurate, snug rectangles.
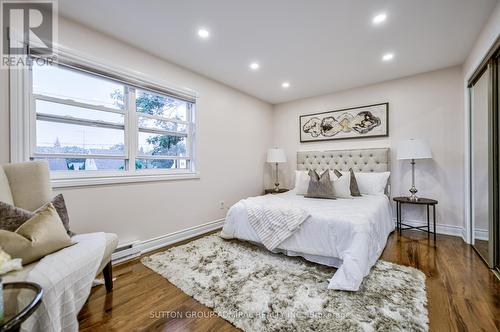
[0,201,32,232]
[0,194,73,235]
[305,170,336,199]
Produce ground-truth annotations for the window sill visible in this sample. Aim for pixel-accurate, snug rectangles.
[51,172,200,188]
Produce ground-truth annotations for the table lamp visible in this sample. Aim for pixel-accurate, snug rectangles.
[267,148,287,192]
[396,139,432,201]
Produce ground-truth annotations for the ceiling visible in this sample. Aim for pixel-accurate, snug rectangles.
[58,0,496,104]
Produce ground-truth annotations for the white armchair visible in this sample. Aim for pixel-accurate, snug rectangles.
[0,160,118,292]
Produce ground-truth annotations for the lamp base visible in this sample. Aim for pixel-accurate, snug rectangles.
[274,162,280,192]
[408,185,418,201]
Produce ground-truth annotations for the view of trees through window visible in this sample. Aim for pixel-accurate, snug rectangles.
[32,62,193,173]
[111,89,187,169]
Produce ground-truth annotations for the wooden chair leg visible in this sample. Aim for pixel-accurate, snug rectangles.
[103,261,113,293]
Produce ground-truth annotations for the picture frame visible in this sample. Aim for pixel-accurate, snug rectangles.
[299,102,389,142]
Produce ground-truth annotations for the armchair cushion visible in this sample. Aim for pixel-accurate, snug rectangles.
[0,165,14,204]
[2,161,52,211]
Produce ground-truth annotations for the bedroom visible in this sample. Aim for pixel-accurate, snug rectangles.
[0,0,498,331]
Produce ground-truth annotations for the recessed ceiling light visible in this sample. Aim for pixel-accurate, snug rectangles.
[382,53,394,61]
[197,28,210,39]
[372,13,387,25]
[250,62,260,70]
[282,82,290,88]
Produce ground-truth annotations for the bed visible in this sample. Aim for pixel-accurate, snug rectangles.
[220,148,394,291]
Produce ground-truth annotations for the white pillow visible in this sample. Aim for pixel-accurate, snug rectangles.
[293,170,310,195]
[354,171,390,195]
[330,171,352,198]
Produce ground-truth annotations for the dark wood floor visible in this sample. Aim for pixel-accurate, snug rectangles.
[474,239,489,263]
[78,230,500,331]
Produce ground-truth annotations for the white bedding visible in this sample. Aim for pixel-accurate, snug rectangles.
[221,192,394,291]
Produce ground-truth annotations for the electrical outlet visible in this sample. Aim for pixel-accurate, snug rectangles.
[219,201,225,209]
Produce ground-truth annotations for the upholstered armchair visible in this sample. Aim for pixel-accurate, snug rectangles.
[0,160,118,292]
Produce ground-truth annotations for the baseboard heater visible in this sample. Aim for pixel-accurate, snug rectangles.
[111,240,141,264]
[109,219,225,265]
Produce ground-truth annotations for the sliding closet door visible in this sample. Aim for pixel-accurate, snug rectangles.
[471,65,494,267]
[496,55,500,273]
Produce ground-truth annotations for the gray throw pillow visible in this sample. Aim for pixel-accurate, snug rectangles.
[48,194,72,235]
[305,170,336,199]
[0,203,73,265]
[349,168,362,197]
[0,194,73,235]
[0,201,33,232]
[332,169,361,197]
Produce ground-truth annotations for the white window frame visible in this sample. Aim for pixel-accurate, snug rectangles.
[10,48,200,187]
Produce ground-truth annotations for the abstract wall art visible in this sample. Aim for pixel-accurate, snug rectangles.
[299,103,389,142]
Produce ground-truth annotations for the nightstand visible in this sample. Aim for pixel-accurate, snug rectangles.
[264,188,289,195]
[393,197,438,242]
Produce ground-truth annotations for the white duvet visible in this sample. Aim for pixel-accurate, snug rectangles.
[220,191,394,291]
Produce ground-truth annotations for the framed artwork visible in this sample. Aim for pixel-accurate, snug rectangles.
[299,103,389,142]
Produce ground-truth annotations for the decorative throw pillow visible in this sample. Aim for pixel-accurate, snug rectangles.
[47,194,72,235]
[305,170,336,199]
[0,203,73,265]
[332,169,361,197]
[0,201,34,232]
[348,168,362,196]
[329,170,352,198]
[354,171,391,195]
[0,194,73,235]
[294,170,310,195]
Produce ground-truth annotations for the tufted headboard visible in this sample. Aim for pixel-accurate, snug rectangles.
[297,148,390,173]
[296,148,391,195]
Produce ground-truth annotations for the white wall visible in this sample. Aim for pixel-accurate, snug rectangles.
[272,66,464,231]
[0,18,273,244]
[463,3,500,79]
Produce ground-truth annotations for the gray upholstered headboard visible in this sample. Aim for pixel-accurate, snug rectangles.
[297,148,390,173]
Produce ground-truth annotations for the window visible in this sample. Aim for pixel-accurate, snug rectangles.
[12,57,197,186]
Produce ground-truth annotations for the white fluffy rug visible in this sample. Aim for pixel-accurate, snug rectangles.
[142,234,428,332]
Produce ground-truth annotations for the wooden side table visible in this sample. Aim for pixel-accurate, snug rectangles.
[264,188,289,195]
[393,197,438,242]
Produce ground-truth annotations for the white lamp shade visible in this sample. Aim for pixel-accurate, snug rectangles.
[267,148,287,163]
[397,139,432,160]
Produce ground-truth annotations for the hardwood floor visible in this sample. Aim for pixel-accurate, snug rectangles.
[474,239,489,263]
[79,230,500,331]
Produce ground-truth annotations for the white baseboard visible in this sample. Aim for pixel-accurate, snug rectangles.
[394,218,466,241]
[113,217,469,265]
[112,218,225,264]
[462,228,470,244]
[474,228,488,241]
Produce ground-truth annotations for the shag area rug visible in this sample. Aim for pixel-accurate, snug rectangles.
[142,234,428,332]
